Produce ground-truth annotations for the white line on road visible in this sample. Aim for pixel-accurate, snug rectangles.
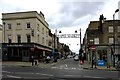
[65,64,68,67]
[64,75,82,77]
[2,71,11,73]
[36,73,53,76]
[0,74,3,77]
[7,75,22,78]
[15,72,34,75]
[83,75,105,79]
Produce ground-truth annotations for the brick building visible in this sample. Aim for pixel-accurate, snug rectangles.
[83,20,120,66]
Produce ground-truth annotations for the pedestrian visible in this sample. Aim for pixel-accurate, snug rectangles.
[46,56,50,63]
[31,56,34,66]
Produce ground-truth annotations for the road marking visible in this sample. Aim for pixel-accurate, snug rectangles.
[64,75,82,77]
[0,74,3,77]
[2,71,11,73]
[15,72,34,75]
[64,68,69,69]
[72,68,76,70]
[7,75,21,78]
[36,73,53,76]
[51,67,57,69]
[65,64,68,67]
[84,75,105,79]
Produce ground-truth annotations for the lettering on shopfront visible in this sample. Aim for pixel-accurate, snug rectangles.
[7,44,23,47]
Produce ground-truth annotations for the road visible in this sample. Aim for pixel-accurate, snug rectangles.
[2,58,120,80]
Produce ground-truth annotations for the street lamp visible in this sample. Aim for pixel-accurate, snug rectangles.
[3,22,6,43]
[113,9,119,67]
[75,28,82,50]
[53,29,62,62]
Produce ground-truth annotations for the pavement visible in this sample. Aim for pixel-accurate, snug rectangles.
[1,59,63,68]
[1,59,119,71]
[81,61,118,71]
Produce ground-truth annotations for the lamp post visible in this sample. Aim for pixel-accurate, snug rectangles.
[75,28,82,50]
[3,22,6,43]
[53,29,62,62]
[113,9,119,67]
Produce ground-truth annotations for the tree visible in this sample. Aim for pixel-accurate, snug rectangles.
[63,44,70,53]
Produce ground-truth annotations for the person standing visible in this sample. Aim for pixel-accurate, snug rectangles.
[31,55,34,66]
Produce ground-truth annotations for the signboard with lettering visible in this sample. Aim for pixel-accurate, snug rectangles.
[97,60,105,66]
[57,34,80,38]
[90,45,96,51]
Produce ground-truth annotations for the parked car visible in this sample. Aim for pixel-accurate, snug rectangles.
[74,55,79,61]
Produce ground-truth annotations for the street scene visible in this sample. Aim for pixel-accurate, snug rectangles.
[2,57,120,80]
[0,0,120,80]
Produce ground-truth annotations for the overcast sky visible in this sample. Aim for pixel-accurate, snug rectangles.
[0,0,120,53]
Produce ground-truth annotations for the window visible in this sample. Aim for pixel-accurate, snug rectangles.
[37,27,39,31]
[42,28,44,34]
[46,31,48,37]
[8,24,12,29]
[94,38,99,44]
[37,24,39,31]
[108,26,113,33]
[109,38,114,44]
[17,23,20,25]
[46,40,48,46]
[27,34,31,43]
[42,37,44,44]
[17,35,21,43]
[27,22,31,28]
[118,26,120,32]
[37,35,39,42]
[118,37,120,43]
[8,35,12,43]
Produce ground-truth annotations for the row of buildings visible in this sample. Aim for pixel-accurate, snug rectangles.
[0,11,68,61]
[83,15,120,66]
[0,11,120,66]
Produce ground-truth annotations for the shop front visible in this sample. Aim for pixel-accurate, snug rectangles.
[2,43,52,62]
[88,45,113,67]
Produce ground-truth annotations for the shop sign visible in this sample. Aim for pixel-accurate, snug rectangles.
[97,60,105,66]
[91,45,96,51]
[7,44,23,47]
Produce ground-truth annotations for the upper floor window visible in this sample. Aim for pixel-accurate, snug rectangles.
[118,26,120,32]
[42,28,44,34]
[27,22,31,28]
[17,23,21,25]
[118,37,120,43]
[94,38,99,44]
[42,37,44,44]
[27,34,31,43]
[17,35,21,43]
[8,24,12,29]
[37,24,39,31]
[37,35,39,42]
[109,37,114,44]
[108,26,113,33]
[8,35,12,43]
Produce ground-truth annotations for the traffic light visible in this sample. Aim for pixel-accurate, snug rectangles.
[31,29,34,36]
